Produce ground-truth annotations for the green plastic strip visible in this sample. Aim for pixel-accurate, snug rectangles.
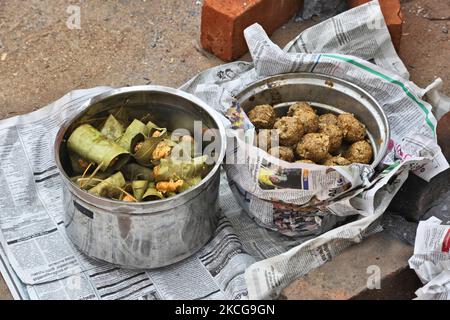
[322,54,435,133]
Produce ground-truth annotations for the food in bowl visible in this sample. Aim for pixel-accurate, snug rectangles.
[66,109,211,202]
[249,101,374,165]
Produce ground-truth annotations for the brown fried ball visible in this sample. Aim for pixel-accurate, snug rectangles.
[268,146,295,162]
[323,156,351,166]
[248,104,277,129]
[288,102,319,133]
[273,116,304,147]
[319,124,343,153]
[294,111,319,134]
[319,113,338,127]
[256,129,273,151]
[346,140,373,164]
[295,133,330,163]
[337,113,366,143]
[295,159,316,164]
[288,102,315,116]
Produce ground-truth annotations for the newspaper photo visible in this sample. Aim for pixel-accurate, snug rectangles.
[0,0,449,300]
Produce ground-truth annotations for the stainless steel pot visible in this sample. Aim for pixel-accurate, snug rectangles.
[236,73,390,169]
[54,86,226,269]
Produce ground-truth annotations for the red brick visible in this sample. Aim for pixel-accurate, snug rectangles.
[201,0,303,61]
[347,0,403,52]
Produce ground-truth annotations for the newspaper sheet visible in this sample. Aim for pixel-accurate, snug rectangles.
[408,217,450,300]
[0,1,449,300]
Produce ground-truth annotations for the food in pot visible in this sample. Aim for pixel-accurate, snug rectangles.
[346,140,373,164]
[66,112,211,202]
[288,102,319,134]
[273,116,304,146]
[256,129,274,151]
[319,124,343,153]
[323,156,351,166]
[288,101,315,116]
[337,113,366,143]
[247,101,374,166]
[318,113,338,127]
[295,133,330,163]
[247,104,277,129]
[268,146,295,162]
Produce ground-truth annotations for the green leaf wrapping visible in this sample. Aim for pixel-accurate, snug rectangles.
[121,163,154,181]
[69,151,90,175]
[88,172,126,198]
[101,115,125,141]
[71,172,111,190]
[133,130,168,166]
[67,124,130,172]
[142,182,164,201]
[131,180,149,201]
[117,119,149,152]
[170,139,195,160]
[146,121,166,136]
[112,107,129,127]
[154,156,209,182]
[178,176,203,193]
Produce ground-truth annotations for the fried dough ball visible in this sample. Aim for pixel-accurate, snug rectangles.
[257,129,273,151]
[319,113,338,127]
[288,102,319,134]
[319,124,343,153]
[293,111,319,134]
[288,102,315,116]
[295,159,316,164]
[268,146,295,162]
[248,104,277,129]
[295,133,330,163]
[323,156,351,166]
[273,116,304,147]
[337,113,366,143]
[346,140,373,164]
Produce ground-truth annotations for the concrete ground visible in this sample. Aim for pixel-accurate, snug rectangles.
[0,0,448,299]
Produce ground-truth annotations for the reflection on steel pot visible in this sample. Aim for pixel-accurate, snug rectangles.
[55,86,226,269]
[236,73,390,169]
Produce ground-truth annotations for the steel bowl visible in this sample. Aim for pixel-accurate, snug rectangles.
[54,86,226,269]
[236,73,390,169]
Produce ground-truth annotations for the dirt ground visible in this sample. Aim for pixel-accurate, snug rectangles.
[0,0,448,299]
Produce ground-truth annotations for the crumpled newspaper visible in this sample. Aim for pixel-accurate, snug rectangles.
[182,0,449,238]
[409,217,450,300]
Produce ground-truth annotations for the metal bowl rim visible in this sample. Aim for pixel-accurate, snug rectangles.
[54,85,227,208]
[235,72,390,169]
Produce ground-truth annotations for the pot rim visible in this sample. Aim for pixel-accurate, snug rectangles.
[235,72,390,170]
[54,85,227,212]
